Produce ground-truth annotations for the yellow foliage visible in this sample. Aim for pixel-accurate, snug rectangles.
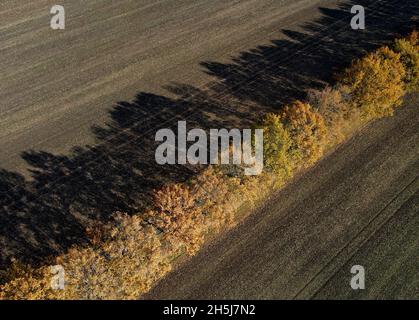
[308,87,361,144]
[192,167,236,229]
[280,101,327,166]
[408,30,418,46]
[0,216,173,299]
[342,46,406,120]
[393,31,419,91]
[0,33,415,300]
[0,168,257,300]
[145,183,205,255]
[259,113,294,177]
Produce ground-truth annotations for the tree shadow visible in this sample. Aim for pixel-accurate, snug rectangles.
[0,0,417,269]
[202,0,418,109]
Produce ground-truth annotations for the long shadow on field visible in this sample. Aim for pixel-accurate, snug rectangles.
[0,0,417,271]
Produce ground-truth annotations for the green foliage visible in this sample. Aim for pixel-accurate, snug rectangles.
[259,113,294,177]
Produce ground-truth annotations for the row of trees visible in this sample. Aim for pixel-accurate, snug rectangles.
[262,31,417,177]
[1,32,417,300]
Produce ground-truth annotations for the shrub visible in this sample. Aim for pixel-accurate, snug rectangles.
[0,168,246,300]
[279,101,327,166]
[393,31,419,91]
[0,263,52,300]
[191,167,236,230]
[145,183,204,255]
[341,46,406,120]
[0,215,173,299]
[308,86,360,144]
[76,213,172,299]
